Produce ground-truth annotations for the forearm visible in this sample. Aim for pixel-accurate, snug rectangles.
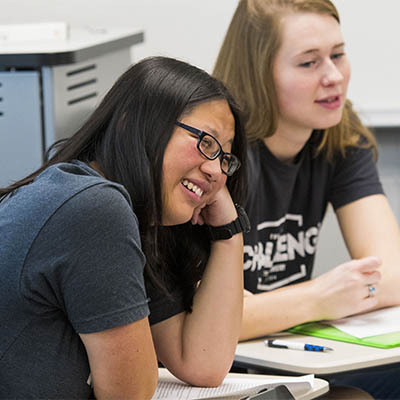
[241,256,388,341]
[378,264,400,308]
[241,280,318,341]
[173,234,244,386]
[338,194,400,309]
[368,240,400,309]
[368,228,400,308]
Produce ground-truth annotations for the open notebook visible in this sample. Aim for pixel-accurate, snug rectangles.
[288,306,400,349]
[153,373,313,400]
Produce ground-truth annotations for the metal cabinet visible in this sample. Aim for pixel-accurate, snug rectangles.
[0,27,143,186]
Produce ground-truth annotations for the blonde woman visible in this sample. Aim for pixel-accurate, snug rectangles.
[214,1,400,398]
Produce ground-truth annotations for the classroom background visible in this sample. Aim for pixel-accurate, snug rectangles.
[1,0,399,275]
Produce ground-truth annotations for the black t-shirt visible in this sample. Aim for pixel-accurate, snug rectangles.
[244,136,384,294]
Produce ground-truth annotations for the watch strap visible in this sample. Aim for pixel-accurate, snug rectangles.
[207,204,251,241]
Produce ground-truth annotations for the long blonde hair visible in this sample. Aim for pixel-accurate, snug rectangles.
[213,0,377,160]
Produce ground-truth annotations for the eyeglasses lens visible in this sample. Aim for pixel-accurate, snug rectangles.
[222,155,240,176]
[199,135,240,176]
[199,134,220,159]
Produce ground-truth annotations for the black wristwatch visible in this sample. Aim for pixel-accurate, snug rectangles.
[207,204,251,241]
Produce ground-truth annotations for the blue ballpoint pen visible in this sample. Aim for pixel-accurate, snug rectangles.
[265,339,333,352]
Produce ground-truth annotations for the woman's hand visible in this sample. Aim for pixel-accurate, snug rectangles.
[191,185,237,227]
[309,256,381,321]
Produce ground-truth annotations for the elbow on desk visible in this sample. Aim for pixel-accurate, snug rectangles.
[170,364,229,388]
[180,373,226,388]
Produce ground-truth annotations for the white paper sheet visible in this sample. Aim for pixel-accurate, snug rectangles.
[152,374,314,399]
[329,305,400,338]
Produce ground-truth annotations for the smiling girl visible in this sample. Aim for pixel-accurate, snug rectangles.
[214,1,400,398]
[0,56,248,399]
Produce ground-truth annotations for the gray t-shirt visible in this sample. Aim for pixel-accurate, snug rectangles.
[0,161,150,399]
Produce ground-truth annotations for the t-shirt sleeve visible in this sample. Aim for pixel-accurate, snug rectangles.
[329,145,384,210]
[146,284,186,326]
[22,183,150,334]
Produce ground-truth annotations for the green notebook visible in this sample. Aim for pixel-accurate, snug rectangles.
[288,322,400,349]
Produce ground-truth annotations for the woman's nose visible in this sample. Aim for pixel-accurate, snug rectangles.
[321,60,344,86]
[200,157,223,180]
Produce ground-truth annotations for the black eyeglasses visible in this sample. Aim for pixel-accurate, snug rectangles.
[175,121,241,176]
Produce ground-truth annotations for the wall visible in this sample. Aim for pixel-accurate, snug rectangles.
[2,0,400,126]
[0,0,237,74]
[333,0,400,127]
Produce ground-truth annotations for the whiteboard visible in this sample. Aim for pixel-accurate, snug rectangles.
[334,0,400,126]
[1,0,399,126]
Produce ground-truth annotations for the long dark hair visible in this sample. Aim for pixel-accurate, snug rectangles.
[1,56,247,308]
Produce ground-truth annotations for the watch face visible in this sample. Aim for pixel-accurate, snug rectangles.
[236,204,251,233]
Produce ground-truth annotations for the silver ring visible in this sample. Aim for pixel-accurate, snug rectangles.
[367,284,376,298]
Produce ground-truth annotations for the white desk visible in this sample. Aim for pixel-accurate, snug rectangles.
[158,368,329,400]
[235,333,400,375]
